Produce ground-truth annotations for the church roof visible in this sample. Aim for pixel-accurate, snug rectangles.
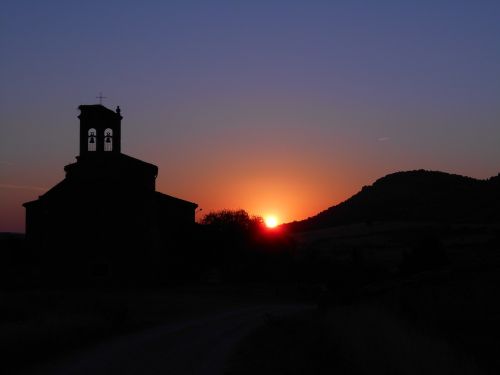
[24,180,198,208]
[22,180,67,206]
[116,153,158,169]
[64,152,159,176]
[155,191,198,208]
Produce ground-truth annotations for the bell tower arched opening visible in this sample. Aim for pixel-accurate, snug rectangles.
[104,129,113,152]
[88,128,97,151]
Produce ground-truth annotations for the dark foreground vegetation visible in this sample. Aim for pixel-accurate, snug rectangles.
[3,221,500,374]
[1,170,500,374]
[227,301,482,375]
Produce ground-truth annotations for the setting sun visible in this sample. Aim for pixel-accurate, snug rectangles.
[264,215,279,228]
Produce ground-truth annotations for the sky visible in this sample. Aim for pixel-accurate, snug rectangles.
[1,0,500,232]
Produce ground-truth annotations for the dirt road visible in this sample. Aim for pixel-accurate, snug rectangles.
[34,304,311,375]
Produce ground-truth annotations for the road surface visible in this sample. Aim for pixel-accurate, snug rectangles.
[34,304,312,375]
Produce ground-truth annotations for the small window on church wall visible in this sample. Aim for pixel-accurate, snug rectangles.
[104,129,113,152]
[88,128,96,151]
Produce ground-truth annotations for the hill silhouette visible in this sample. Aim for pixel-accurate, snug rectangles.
[286,170,500,232]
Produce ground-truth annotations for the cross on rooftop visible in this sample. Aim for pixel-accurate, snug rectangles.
[96,92,107,105]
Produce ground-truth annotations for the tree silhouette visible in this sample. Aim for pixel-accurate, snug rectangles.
[201,209,264,234]
[200,210,295,281]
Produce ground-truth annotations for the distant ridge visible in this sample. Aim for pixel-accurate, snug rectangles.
[286,170,500,232]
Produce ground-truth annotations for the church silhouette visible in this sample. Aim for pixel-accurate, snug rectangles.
[23,104,198,284]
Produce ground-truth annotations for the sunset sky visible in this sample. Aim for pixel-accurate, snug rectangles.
[1,1,500,233]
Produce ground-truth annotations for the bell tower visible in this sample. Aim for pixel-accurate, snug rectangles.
[78,104,122,156]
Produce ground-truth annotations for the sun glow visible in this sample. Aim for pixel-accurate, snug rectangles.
[264,215,279,228]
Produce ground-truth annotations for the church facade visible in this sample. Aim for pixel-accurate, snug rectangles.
[23,105,198,283]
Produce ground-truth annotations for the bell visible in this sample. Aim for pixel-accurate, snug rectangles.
[89,136,95,144]
[105,137,111,143]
